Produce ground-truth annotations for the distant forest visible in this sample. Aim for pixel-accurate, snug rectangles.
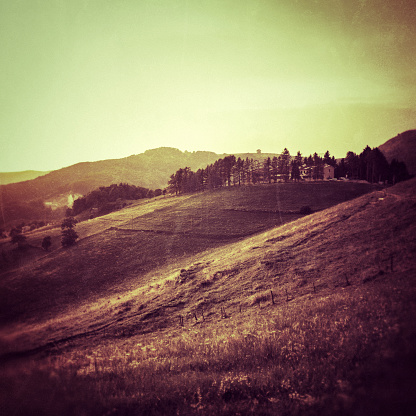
[70,183,161,217]
[168,147,410,195]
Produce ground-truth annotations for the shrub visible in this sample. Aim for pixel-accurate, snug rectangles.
[42,236,52,251]
[11,233,28,250]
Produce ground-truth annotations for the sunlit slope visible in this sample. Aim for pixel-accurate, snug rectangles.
[0,182,375,329]
[1,179,415,358]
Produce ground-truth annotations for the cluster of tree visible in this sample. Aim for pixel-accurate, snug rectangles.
[167,149,337,194]
[9,228,29,250]
[168,146,410,195]
[0,221,48,239]
[0,199,56,229]
[70,183,161,216]
[8,228,51,251]
[335,146,410,183]
[7,217,77,251]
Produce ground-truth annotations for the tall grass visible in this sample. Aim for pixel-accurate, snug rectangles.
[2,277,415,415]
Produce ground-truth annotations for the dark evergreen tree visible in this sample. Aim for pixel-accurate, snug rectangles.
[323,150,330,164]
[335,158,346,178]
[389,159,410,184]
[263,157,272,183]
[271,156,278,183]
[61,216,78,247]
[291,159,301,181]
[295,151,303,166]
[277,148,291,181]
[345,151,359,179]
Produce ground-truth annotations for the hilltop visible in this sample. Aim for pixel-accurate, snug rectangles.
[1,178,416,415]
[379,129,416,175]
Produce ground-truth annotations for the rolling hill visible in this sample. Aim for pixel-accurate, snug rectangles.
[0,170,50,185]
[2,128,415,228]
[1,178,415,415]
[0,147,220,200]
[379,129,416,175]
[0,147,222,228]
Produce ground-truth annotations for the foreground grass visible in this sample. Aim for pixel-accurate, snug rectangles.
[2,273,415,416]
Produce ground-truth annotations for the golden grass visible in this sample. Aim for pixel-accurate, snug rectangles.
[2,273,415,415]
[1,179,416,415]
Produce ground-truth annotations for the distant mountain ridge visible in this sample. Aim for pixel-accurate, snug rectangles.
[379,130,416,175]
[0,170,50,185]
[0,148,223,227]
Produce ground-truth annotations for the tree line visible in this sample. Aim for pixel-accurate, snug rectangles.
[167,149,335,195]
[336,146,409,183]
[167,147,410,195]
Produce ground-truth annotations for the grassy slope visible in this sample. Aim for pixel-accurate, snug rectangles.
[1,179,416,415]
[0,182,375,330]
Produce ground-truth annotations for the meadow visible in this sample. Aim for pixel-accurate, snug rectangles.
[0,181,376,328]
[1,179,415,415]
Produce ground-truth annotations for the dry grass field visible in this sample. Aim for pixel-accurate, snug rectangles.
[1,179,415,415]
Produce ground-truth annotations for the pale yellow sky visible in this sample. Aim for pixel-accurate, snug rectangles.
[1,0,415,171]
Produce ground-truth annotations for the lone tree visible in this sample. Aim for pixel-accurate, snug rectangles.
[42,236,52,251]
[61,216,78,247]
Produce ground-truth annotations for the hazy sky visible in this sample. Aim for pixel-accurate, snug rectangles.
[1,0,415,172]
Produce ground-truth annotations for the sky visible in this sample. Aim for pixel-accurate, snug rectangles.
[1,0,415,172]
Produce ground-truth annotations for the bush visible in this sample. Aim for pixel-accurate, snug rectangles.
[11,233,28,250]
[42,236,52,251]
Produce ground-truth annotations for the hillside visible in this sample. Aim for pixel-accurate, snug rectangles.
[1,147,221,199]
[0,181,377,300]
[2,128,414,228]
[1,179,416,415]
[0,147,316,228]
[0,170,49,185]
[0,147,221,227]
[379,129,416,175]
